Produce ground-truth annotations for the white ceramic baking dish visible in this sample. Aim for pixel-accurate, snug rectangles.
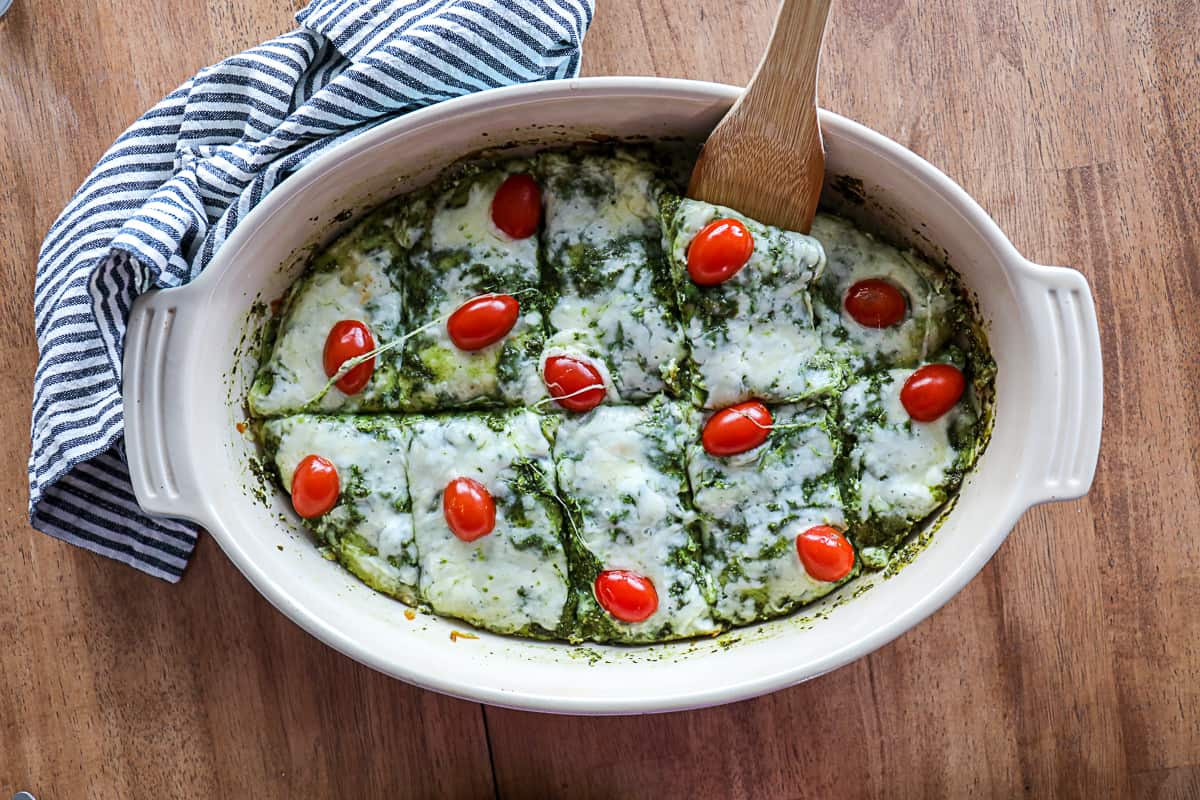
[122,78,1102,714]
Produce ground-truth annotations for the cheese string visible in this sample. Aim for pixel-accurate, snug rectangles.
[529,382,606,410]
[919,286,935,362]
[302,314,443,409]
[723,405,807,432]
[540,476,583,538]
[302,288,540,410]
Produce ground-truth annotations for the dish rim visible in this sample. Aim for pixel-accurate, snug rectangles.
[122,77,1102,714]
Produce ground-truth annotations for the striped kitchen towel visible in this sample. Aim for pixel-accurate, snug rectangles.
[29,0,593,581]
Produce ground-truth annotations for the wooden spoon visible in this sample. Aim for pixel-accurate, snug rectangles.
[687,0,832,234]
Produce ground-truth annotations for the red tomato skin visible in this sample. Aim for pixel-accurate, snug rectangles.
[323,320,376,395]
[543,355,606,412]
[900,363,966,422]
[491,173,542,239]
[292,455,340,519]
[844,278,908,328]
[702,401,774,456]
[795,525,855,583]
[686,218,754,285]
[443,477,496,542]
[447,294,520,351]
[594,570,659,622]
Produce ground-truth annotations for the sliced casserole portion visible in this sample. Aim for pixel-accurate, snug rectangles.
[539,148,688,403]
[248,203,419,416]
[661,196,841,408]
[688,403,854,625]
[840,356,985,563]
[260,414,419,604]
[554,396,719,643]
[810,213,959,370]
[400,160,547,411]
[406,409,572,638]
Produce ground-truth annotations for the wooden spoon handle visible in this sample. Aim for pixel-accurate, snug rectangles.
[750,0,831,107]
[687,0,831,233]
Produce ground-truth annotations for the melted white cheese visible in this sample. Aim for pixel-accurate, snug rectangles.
[541,151,686,399]
[265,415,418,592]
[251,149,986,640]
[541,150,658,244]
[545,264,683,397]
[666,198,837,408]
[689,404,846,624]
[554,399,719,641]
[405,162,545,409]
[249,243,403,415]
[810,214,955,369]
[406,410,569,634]
[843,370,961,525]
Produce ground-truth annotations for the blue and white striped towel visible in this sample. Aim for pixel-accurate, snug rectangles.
[30,0,594,582]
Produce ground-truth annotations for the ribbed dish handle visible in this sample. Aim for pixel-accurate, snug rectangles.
[1014,261,1104,505]
[122,285,211,526]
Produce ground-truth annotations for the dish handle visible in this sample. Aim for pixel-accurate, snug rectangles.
[1014,261,1104,506]
[122,285,213,527]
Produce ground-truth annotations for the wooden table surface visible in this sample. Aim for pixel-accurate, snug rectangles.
[2,0,1197,797]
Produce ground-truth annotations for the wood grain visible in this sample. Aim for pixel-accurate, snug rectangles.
[1,0,1197,798]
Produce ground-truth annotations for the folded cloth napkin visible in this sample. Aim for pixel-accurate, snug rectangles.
[29,0,593,581]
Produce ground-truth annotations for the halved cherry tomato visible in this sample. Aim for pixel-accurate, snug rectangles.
[844,278,907,328]
[900,363,965,422]
[594,569,658,622]
[447,294,520,351]
[292,455,340,519]
[443,477,496,542]
[702,400,773,456]
[796,525,855,583]
[323,320,375,395]
[543,355,606,412]
[491,173,541,239]
[686,218,754,286]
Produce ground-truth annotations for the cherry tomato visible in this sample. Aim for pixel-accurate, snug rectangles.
[594,569,658,622]
[702,400,773,456]
[900,363,965,422]
[491,173,541,239]
[686,218,754,286]
[844,278,907,328]
[543,355,606,412]
[443,477,496,542]
[323,320,375,395]
[447,294,520,351]
[795,525,855,583]
[292,455,340,519]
